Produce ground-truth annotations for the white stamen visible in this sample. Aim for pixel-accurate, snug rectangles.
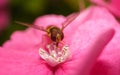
[39,43,70,67]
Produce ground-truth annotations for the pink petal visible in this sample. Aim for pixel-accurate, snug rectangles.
[34,15,65,28]
[90,24,120,75]
[0,47,53,75]
[55,6,120,75]
[55,20,115,75]
[90,0,120,18]
[64,6,118,44]
[0,0,8,7]
[3,29,42,50]
[0,0,9,31]
[56,29,114,75]
[110,0,120,8]
[0,11,9,30]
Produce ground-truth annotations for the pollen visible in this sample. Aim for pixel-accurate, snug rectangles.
[39,42,70,67]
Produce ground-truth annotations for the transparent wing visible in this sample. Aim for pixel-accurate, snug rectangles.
[15,21,47,32]
[61,12,79,31]
[61,0,85,31]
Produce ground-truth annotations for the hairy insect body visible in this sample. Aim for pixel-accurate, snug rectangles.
[46,26,64,46]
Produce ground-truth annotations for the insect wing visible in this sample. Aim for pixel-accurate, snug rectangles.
[15,21,46,32]
[61,12,79,30]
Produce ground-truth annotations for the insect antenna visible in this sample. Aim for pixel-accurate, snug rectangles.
[15,21,47,32]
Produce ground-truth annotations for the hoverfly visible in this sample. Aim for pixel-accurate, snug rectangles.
[15,14,78,46]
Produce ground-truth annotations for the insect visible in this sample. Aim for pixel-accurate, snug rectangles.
[15,14,78,46]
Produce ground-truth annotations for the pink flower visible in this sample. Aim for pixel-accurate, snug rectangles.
[0,0,9,31]
[90,0,120,18]
[0,6,120,75]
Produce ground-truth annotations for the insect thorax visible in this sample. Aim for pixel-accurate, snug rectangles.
[46,25,64,42]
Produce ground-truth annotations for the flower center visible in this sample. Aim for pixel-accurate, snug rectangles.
[39,42,70,67]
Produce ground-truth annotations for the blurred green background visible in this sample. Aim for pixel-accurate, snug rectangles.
[0,0,90,45]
